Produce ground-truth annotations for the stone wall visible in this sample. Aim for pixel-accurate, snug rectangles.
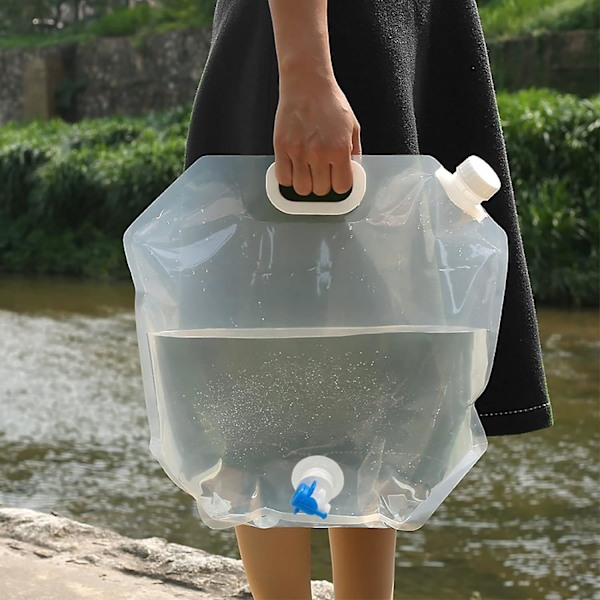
[0,44,70,123]
[74,29,210,120]
[0,28,597,125]
[487,30,599,97]
[0,28,211,124]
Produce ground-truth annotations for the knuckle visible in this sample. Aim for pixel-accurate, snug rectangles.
[287,139,304,154]
[306,141,326,159]
[273,132,287,147]
[331,143,352,159]
[275,137,303,155]
[332,145,352,165]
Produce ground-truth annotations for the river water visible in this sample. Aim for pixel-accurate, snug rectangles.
[0,276,597,599]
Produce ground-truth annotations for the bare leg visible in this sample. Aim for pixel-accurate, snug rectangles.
[328,528,397,599]
[235,525,312,599]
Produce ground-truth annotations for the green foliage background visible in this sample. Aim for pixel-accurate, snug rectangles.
[0,1,218,48]
[477,0,599,41]
[0,92,597,306]
[497,90,599,306]
[0,0,597,48]
[0,107,187,279]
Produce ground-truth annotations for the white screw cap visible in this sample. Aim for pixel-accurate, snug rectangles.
[456,155,501,204]
[434,155,502,221]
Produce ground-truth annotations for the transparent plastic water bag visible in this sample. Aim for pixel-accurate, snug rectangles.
[124,154,508,530]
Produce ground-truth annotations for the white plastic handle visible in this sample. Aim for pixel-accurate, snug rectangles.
[265,160,366,215]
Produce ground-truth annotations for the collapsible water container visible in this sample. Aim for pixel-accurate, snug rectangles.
[124,155,508,530]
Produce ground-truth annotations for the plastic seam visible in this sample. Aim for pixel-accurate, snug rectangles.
[479,402,550,418]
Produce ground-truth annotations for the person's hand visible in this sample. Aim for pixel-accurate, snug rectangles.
[273,72,362,197]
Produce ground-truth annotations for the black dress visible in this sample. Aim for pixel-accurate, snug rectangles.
[184,0,553,436]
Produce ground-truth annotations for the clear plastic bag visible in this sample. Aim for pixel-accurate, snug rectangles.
[124,154,508,530]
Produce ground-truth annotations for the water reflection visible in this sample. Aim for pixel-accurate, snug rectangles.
[0,277,597,599]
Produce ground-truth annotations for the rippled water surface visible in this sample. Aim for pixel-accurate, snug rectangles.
[0,277,598,599]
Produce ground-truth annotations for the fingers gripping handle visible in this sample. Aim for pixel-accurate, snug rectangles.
[265,160,367,216]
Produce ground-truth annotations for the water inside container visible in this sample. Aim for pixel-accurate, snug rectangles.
[148,326,488,527]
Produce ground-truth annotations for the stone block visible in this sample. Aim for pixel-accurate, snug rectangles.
[22,56,65,120]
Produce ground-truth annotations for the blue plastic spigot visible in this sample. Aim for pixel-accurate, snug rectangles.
[291,480,328,519]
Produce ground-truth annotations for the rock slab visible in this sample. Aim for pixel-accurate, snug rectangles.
[0,508,333,599]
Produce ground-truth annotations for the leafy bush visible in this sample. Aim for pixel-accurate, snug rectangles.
[0,118,147,220]
[0,92,597,304]
[94,134,185,232]
[0,113,185,278]
[529,0,600,34]
[143,104,191,131]
[497,89,599,306]
[90,4,160,38]
[479,0,599,41]
[30,147,105,228]
[0,1,217,49]
[87,0,217,38]
[0,137,57,217]
[58,118,148,151]
[0,216,127,278]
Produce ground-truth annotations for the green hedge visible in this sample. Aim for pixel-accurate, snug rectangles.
[1,0,595,50]
[478,0,600,41]
[497,89,599,307]
[88,1,218,38]
[0,91,598,305]
[0,1,218,50]
[0,109,188,279]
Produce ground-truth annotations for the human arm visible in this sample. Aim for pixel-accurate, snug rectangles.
[268,0,361,195]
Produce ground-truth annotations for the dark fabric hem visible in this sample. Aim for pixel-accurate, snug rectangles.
[480,403,554,437]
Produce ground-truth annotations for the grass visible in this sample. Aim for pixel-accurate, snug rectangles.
[0,0,597,49]
[478,0,600,41]
[0,29,93,50]
[0,2,216,50]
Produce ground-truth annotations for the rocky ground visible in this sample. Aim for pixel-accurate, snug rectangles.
[0,508,334,599]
